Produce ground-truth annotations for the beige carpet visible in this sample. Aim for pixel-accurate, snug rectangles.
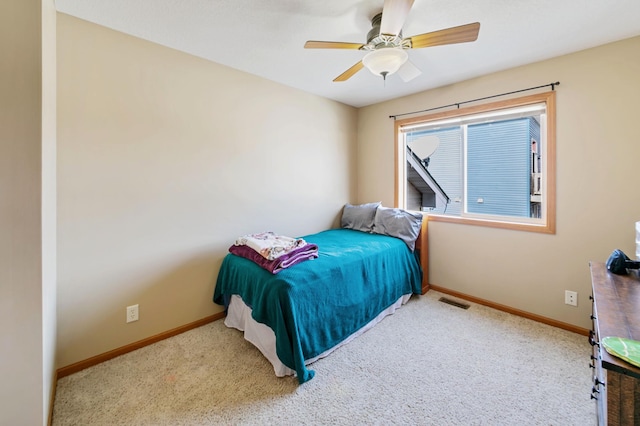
[52,291,595,425]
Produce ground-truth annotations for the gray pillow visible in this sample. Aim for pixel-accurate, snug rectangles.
[341,202,381,232]
[373,206,423,251]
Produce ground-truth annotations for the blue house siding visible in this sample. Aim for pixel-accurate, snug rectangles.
[466,118,532,217]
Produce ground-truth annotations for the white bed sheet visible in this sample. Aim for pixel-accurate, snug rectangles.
[224,293,413,378]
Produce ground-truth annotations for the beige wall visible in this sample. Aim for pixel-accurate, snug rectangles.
[358,36,640,329]
[56,14,358,367]
[0,0,57,425]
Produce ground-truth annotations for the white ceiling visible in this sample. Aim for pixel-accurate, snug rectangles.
[55,0,640,108]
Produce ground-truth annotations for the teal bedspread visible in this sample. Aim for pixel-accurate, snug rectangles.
[213,228,422,384]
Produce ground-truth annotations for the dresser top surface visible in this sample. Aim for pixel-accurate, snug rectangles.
[590,261,640,376]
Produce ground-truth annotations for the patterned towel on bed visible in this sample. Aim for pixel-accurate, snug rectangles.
[234,231,307,260]
[229,243,318,274]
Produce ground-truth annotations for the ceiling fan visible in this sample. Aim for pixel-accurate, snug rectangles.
[304,0,480,83]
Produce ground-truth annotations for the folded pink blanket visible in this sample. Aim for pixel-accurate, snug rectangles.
[229,243,318,274]
[234,231,307,260]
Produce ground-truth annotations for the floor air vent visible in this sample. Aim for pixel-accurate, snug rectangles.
[439,297,470,310]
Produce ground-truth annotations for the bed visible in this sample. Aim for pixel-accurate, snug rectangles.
[213,207,429,384]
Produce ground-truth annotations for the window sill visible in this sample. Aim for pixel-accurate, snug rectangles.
[427,213,555,234]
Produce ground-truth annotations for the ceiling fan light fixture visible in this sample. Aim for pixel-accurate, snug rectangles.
[362,48,408,79]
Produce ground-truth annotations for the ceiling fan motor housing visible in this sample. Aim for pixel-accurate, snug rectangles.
[367,13,383,43]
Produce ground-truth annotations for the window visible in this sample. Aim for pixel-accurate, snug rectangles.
[395,91,555,233]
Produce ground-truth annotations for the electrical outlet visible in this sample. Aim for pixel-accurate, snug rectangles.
[126,304,139,323]
[564,291,578,307]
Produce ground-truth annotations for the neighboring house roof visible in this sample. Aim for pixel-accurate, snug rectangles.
[406,146,449,209]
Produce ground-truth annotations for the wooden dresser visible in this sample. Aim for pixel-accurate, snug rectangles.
[589,261,640,425]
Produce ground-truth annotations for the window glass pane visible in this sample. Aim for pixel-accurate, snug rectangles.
[406,127,462,215]
[466,118,534,218]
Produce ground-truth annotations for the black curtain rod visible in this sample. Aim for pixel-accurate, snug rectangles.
[389,81,560,120]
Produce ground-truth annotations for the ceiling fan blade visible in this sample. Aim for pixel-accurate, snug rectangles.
[380,0,414,35]
[408,22,480,49]
[380,0,415,36]
[397,60,422,82]
[333,61,365,82]
[304,41,364,49]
